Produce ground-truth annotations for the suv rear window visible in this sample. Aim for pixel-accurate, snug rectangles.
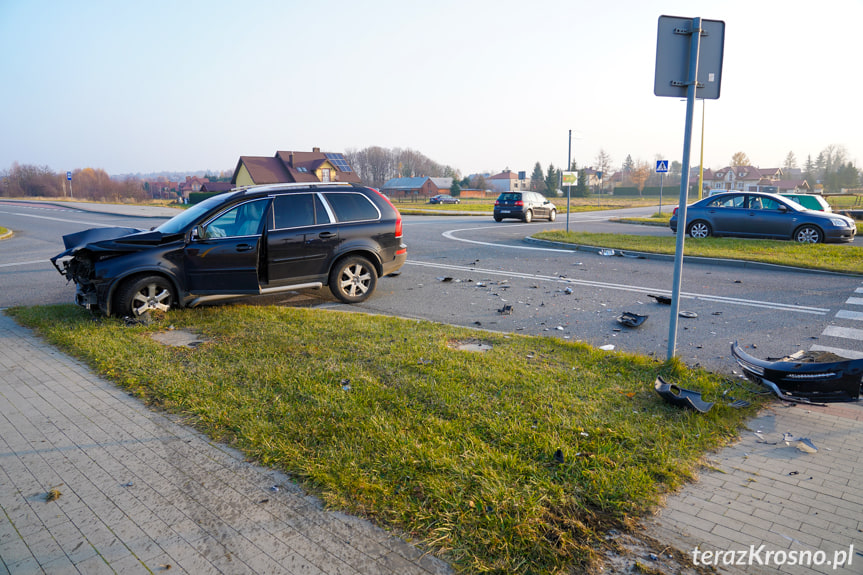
[499,193,522,201]
[272,193,330,229]
[323,192,380,222]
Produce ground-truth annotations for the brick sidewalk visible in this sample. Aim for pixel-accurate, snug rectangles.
[0,313,451,574]
[645,402,863,574]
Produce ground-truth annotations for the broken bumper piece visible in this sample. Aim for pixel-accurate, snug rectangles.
[654,377,714,413]
[731,342,863,402]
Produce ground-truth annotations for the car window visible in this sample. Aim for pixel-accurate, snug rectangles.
[499,193,521,202]
[747,196,764,210]
[203,199,268,238]
[707,194,744,208]
[323,192,380,222]
[272,193,329,229]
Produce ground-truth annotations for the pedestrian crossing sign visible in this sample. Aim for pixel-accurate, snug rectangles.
[656,160,668,173]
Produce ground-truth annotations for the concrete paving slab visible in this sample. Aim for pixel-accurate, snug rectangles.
[0,313,451,574]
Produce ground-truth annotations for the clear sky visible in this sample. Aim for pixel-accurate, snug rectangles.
[1,0,860,178]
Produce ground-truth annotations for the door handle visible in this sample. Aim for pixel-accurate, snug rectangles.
[318,232,337,239]
[236,244,254,252]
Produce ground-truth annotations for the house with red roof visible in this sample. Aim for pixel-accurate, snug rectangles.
[231,147,361,187]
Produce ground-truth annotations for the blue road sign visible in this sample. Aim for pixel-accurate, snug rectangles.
[655,160,669,173]
[66,171,72,181]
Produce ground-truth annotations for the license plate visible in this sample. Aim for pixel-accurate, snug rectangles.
[501,210,510,213]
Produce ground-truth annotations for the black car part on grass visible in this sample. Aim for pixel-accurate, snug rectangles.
[731,342,863,403]
[654,377,715,413]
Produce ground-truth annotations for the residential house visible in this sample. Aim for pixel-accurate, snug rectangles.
[488,170,528,193]
[231,147,361,187]
[706,166,782,194]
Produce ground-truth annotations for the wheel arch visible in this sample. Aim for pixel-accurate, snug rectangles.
[793,223,824,243]
[326,248,383,285]
[106,268,185,316]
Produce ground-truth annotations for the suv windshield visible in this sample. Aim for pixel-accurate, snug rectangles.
[154,194,234,235]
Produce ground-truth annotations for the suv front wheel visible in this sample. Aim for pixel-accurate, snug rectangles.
[329,256,378,303]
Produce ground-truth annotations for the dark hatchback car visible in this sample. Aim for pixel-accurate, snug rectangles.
[493,191,557,223]
[52,183,407,318]
[669,191,856,243]
[428,194,459,204]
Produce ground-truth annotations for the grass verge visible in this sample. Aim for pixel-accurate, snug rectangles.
[534,230,863,275]
[6,304,764,574]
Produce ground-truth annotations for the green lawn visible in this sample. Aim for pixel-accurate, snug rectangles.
[534,230,863,275]
[7,304,764,574]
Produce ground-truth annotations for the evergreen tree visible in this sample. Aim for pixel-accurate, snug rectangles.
[544,163,559,197]
[575,168,590,197]
[530,162,546,193]
[449,179,461,197]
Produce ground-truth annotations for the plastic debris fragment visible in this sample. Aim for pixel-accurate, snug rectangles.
[617,312,648,327]
[654,376,714,413]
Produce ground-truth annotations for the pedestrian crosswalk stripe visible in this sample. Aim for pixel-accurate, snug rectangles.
[845,297,863,306]
[810,345,863,360]
[855,287,863,294]
[836,310,863,321]
[822,325,863,340]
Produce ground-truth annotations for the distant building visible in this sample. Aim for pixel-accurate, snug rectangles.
[231,147,361,187]
[706,166,782,194]
[381,176,451,199]
[487,170,528,193]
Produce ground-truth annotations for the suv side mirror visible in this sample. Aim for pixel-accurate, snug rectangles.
[191,225,204,240]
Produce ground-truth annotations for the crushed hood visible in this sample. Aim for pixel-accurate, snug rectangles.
[52,227,167,261]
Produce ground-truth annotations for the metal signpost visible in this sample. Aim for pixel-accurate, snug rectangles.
[66,171,73,199]
[654,15,725,360]
[656,160,668,213]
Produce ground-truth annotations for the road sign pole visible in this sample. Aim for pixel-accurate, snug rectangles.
[667,17,703,361]
[659,172,664,213]
[566,129,571,234]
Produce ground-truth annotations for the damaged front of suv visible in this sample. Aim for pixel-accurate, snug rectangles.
[51,226,186,317]
[50,192,231,317]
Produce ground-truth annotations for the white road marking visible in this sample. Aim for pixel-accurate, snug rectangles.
[845,297,863,306]
[0,260,49,268]
[822,325,863,340]
[405,260,829,315]
[836,310,863,321]
[0,210,109,227]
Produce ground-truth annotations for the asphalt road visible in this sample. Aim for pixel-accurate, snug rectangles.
[2,200,862,375]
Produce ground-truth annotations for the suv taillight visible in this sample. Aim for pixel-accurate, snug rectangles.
[515,200,524,206]
[494,200,500,206]
[672,207,678,215]
[371,187,403,239]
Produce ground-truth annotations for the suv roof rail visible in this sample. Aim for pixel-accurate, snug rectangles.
[235,181,355,195]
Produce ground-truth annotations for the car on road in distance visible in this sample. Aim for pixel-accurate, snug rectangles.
[669,190,855,243]
[51,182,407,318]
[780,193,832,212]
[493,191,557,223]
[428,194,460,204]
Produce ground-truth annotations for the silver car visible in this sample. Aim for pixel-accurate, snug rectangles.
[669,191,856,243]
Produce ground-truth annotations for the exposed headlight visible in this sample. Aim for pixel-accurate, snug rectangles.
[829,218,851,227]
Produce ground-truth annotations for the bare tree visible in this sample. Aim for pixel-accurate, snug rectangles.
[783,151,798,171]
[594,149,612,191]
[731,151,750,167]
[630,160,652,195]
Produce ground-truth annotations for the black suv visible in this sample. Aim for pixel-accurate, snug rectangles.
[52,183,407,317]
[493,191,557,222]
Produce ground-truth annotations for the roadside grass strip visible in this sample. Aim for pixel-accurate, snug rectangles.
[8,304,763,574]
[534,230,863,275]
